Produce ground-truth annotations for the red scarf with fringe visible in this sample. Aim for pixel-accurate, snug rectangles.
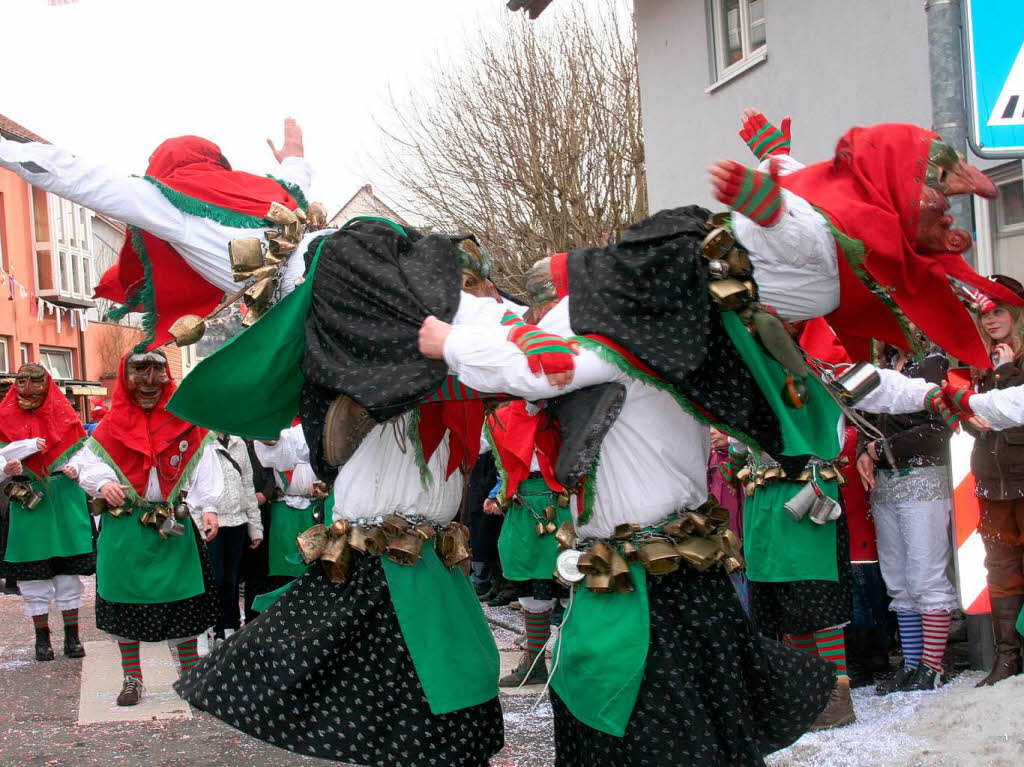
[91,355,208,498]
[0,371,84,477]
[94,136,302,350]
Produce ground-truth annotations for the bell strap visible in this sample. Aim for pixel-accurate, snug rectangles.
[295,512,473,584]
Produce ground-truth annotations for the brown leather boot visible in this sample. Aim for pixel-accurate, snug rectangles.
[116,675,145,706]
[499,650,548,687]
[809,675,856,731]
[976,595,1024,687]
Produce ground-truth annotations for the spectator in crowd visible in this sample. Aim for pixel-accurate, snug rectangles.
[209,433,263,644]
[969,275,1024,686]
[839,425,891,686]
[239,438,278,623]
[859,341,958,694]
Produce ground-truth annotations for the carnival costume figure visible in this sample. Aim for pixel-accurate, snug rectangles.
[0,120,325,352]
[170,220,555,767]
[253,423,326,582]
[65,351,223,707]
[0,364,94,662]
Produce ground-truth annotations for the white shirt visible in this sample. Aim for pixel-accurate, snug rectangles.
[734,154,840,322]
[444,297,711,539]
[253,425,317,510]
[0,138,317,296]
[68,442,224,528]
[967,385,1024,431]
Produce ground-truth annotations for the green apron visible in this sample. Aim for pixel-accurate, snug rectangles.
[549,563,650,737]
[90,434,211,605]
[497,476,572,582]
[267,499,317,578]
[250,545,500,715]
[382,545,500,714]
[166,244,323,440]
[743,478,841,583]
[3,455,93,564]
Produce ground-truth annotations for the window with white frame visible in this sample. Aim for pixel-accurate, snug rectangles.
[709,0,766,84]
[983,163,1024,286]
[39,346,74,380]
[0,338,9,374]
[29,190,97,305]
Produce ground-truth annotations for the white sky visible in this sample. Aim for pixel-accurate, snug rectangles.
[1,0,569,215]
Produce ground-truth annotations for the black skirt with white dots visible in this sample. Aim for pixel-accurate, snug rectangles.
[175,552,504,767]
[550,565,835,767]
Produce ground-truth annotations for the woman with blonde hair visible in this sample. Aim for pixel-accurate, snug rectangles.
[969,274,1024,686]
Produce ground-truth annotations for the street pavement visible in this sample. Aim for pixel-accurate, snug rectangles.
[0,577,555,767]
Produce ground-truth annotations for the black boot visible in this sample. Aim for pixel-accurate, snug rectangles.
[976,595,1024,687]
[487,582,519,608]
[34,627,55,662]
[63,624,86,659]
[874,664,914,695]
[900,663,942,691]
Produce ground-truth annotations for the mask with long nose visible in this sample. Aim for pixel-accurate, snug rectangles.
[916,140,997,254]
[124,352,170,411]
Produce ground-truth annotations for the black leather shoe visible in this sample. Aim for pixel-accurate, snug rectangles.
[874,665,914,695]
[34,627,54,662]
[487,585,519,608]
[900,663,942,691]
[63,625,86,659]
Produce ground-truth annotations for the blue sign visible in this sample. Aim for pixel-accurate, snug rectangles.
[964,0,1024,157]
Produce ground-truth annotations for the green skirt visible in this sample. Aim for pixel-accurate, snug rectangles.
[267,500,316,578]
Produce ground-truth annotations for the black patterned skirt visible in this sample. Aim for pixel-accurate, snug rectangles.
[749,514,854,637]
[551,566,834,767]
[96,524,217,642]
[175,553,504,767]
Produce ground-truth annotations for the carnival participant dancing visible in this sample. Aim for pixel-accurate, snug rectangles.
[64,351,223,706]
[172,221,547,767]
[0,364,94,662]
[0,119,324,351]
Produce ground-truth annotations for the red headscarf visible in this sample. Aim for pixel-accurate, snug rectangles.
[0,369,85,477]
[94,136,303,350]
[486,401,564,501]
[91,354,208,497]
[780,123,1023,369]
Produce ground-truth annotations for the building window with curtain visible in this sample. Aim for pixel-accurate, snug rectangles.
[708,0,766,86]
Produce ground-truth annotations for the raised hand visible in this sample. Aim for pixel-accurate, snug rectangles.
[267,117,304,163]
[739,108,791,161]
[710,158,785,227]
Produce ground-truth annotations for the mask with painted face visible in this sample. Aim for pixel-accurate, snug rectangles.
[124,352,170,411]
[915,140,998,254]
[14,364,49,411]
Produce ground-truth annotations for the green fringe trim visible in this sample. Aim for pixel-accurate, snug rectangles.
[86,432,214,509]
[572,336,764,453]
[267,175,308,212]
[483,423,509,506]
[115,227,158,353]
[814,206,923,360]
[142,177,269,229]
[578,446,601,526]
[408,406,433,490]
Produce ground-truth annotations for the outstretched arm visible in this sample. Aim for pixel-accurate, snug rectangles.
[0,138,185,242]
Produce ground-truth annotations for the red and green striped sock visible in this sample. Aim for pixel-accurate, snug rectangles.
[523,609,552,654]
[176,638,200,672]
[118,640,142,679]
[813,627,848,676]
[61,608,79,628]
[785,633,816,655]
[31,613,49,631]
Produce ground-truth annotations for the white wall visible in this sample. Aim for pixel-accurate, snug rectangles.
[634,0,933,211]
